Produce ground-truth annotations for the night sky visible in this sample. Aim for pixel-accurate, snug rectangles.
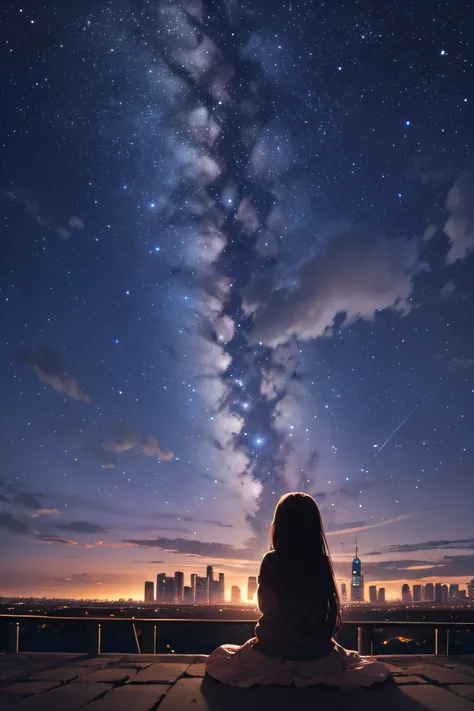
[1,0,473,601]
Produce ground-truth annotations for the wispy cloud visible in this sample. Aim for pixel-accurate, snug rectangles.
[121,536,259,562]
[157,511,233,528]
[55,521,111,535]
[31,508,60,518]
[102,422,173,462]
[23,347,91,403]
[371,537,474,554]
[327,513,414,537]
[0,513,31,534]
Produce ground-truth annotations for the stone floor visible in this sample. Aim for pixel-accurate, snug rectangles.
[1,652,473,710]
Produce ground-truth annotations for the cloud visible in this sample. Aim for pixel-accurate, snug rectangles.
[55,521,111,535]
[23,347,91,403]
[122,536,259,561]
[357,555,474,582]
[373,537,474,554]
[326,513,414,537]
[247,228,422,347]
[37,535,81,546]
[157,511,233,528]
[31,508,60,518]
[11,492,43,510]
[2,188,85,241]
[445,357,474,370]
[0,513,31,534]
[102,422,173,462]
[444,166,474,263]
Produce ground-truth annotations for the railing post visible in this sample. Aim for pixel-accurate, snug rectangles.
[435,627,449,656]
[87,623,101,656]
[357,626,371,655]
[141,623,156,654]
[8,622,20,653]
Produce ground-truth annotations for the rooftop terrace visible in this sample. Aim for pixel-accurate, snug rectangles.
[1,652,474,710]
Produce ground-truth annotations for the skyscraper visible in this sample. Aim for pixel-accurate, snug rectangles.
[231,585,241,604]
[183,586,193,603]
[350,541,364,602]
[190,573,197,601]
[434,583,443,603]
[174,571,184,603]
[156,573,166,603]
[449,583,459,600]
[401,584,412,603]
[413,584,422,602]
[206,566,213,604]
[377,587,386,604]
[468,579,474,599]
[369,585,377,604]
[144,581,154,604]
[195,576,208,603]
[424,582,434,601]
[247,576,257,602]
[218,572,225,603]
[341,583,347,602]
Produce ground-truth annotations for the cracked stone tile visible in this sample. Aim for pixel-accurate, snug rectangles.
[131,663,189,684]
[71,667,136,683]
[80,683,171,711]
[6,682,114,711]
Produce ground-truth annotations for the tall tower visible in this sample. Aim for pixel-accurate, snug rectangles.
[144,581,154,604]
[341,583,347,602]
[156,573,166,603]
[350,539,364,602]
[206,566,214,604]
[174,571,184,603]
[218,572,225,602]
[247,576,257,602]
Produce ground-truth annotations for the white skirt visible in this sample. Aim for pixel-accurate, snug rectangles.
[206,639,391,689]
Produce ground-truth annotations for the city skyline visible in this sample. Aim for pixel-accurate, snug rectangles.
[1,1,473,602]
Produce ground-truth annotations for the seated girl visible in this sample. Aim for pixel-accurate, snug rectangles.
[206,492,390,688]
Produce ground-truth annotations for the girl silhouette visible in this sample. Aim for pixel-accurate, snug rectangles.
[206,492,390,687]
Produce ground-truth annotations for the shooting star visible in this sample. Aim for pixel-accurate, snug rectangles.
[374,404,419,456]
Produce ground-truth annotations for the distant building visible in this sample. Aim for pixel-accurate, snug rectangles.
[449,584,459,601]
[175,572,184,603]
[190,574,197,601]
[195,576,208,603]
[164,576,176,603]
[369,585,377,604]
[183,586,193,603]
[468,579,474,600]
[156,573,166,603]
[247,576,257,602]
[424,582,434,601]
[341,583,347,602]
[218,573,225,603]
[231,586,241,604]
[144,581,154,604]
[434,583,448,603]
[378,587,386,604]
[206,566,214,604]
[351,543,364,602]
[458,590,467,600]
[402,584,412,603]
[413,584,422,602]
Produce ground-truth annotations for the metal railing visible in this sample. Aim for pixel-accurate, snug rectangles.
[1,614,474,657]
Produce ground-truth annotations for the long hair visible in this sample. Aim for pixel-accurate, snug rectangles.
[270,492,342,636]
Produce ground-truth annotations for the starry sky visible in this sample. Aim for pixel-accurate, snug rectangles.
[1,0,473,602]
